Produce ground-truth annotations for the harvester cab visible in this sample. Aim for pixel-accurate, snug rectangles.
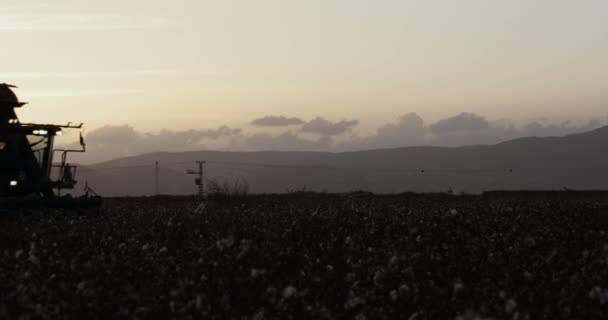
[0,83,100,208]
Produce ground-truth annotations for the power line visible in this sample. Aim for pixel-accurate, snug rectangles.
[155,161,160,196]
[186,161,206,197]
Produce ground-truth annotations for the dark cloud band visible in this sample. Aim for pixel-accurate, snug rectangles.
[251,116,305,127]
[64,114,607,164]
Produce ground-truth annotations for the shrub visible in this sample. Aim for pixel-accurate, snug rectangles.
[206,177,249,197]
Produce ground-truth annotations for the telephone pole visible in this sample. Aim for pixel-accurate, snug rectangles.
[155,161,160,196]
[186,161,206,197]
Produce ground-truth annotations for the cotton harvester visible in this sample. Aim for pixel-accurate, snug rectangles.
[0,83,100,209]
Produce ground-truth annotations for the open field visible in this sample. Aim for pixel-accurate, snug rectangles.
[1,192,608,319]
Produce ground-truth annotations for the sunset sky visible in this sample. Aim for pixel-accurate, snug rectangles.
[2,0,607,160]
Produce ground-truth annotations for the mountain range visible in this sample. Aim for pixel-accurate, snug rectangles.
[71,126,608,196]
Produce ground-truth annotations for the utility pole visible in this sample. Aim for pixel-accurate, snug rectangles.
[186,160,206,197]
[155,161,160,196]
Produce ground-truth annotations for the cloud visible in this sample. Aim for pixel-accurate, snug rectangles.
[429,112,492,134]
[231,132,331,152]
[519,118,606,137]
[251,115,305,127]
[371,113,427,148]
[301,117,359,136]
[340,112,607,150]
[426,113,517,146]
[85,125,140,148]
[155,126,239,143]
[337,113,427,151]
[424,112,607,146]
[66,125,241,164]
[64,113,608,164]
[0,14,171,32]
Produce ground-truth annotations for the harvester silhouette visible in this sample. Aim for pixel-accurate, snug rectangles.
[0,83,100,208]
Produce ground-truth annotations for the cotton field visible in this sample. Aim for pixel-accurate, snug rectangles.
[1,192,608,319]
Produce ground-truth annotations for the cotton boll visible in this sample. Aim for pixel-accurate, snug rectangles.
[344,296,365,310]
[216,236,235,251]
[453,281,464,294]
[282,286,297,299]
[389,289,398,302]
[505,299,517,314]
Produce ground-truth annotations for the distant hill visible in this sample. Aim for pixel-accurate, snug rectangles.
[73,126,608,196]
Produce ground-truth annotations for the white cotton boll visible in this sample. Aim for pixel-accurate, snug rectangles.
[505,299,517,314]
[194,202,207,214]
[159,247,168,253]
[390,289,398,302]
[453,281,464,294]
[282,286,297,299]
[196,295,203,310]
[399,284,410,293]
[251,269,266,278]
[34,304,44,316]
[252,309,265,320]
[449,209,459,216]
[344,296,365,310]
[602,289,608,305]
[373,269,385,285]
[15,249,23,258]
[142,243,151,251]
[354,312,367,320]
[588,286,608,304]
[237,241,251,260]
[28,252,40,265]
[589,286,600,298]
[499,290,507,299]
[216,236,235,251]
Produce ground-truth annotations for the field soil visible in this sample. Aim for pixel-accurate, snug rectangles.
[1,192,608,319]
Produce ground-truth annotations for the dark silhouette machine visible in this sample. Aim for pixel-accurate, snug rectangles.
[0,83,99,208]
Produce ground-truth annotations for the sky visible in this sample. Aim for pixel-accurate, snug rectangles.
[2,0,608,162]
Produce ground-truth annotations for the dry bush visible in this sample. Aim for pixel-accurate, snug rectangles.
[206,177,249,197]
